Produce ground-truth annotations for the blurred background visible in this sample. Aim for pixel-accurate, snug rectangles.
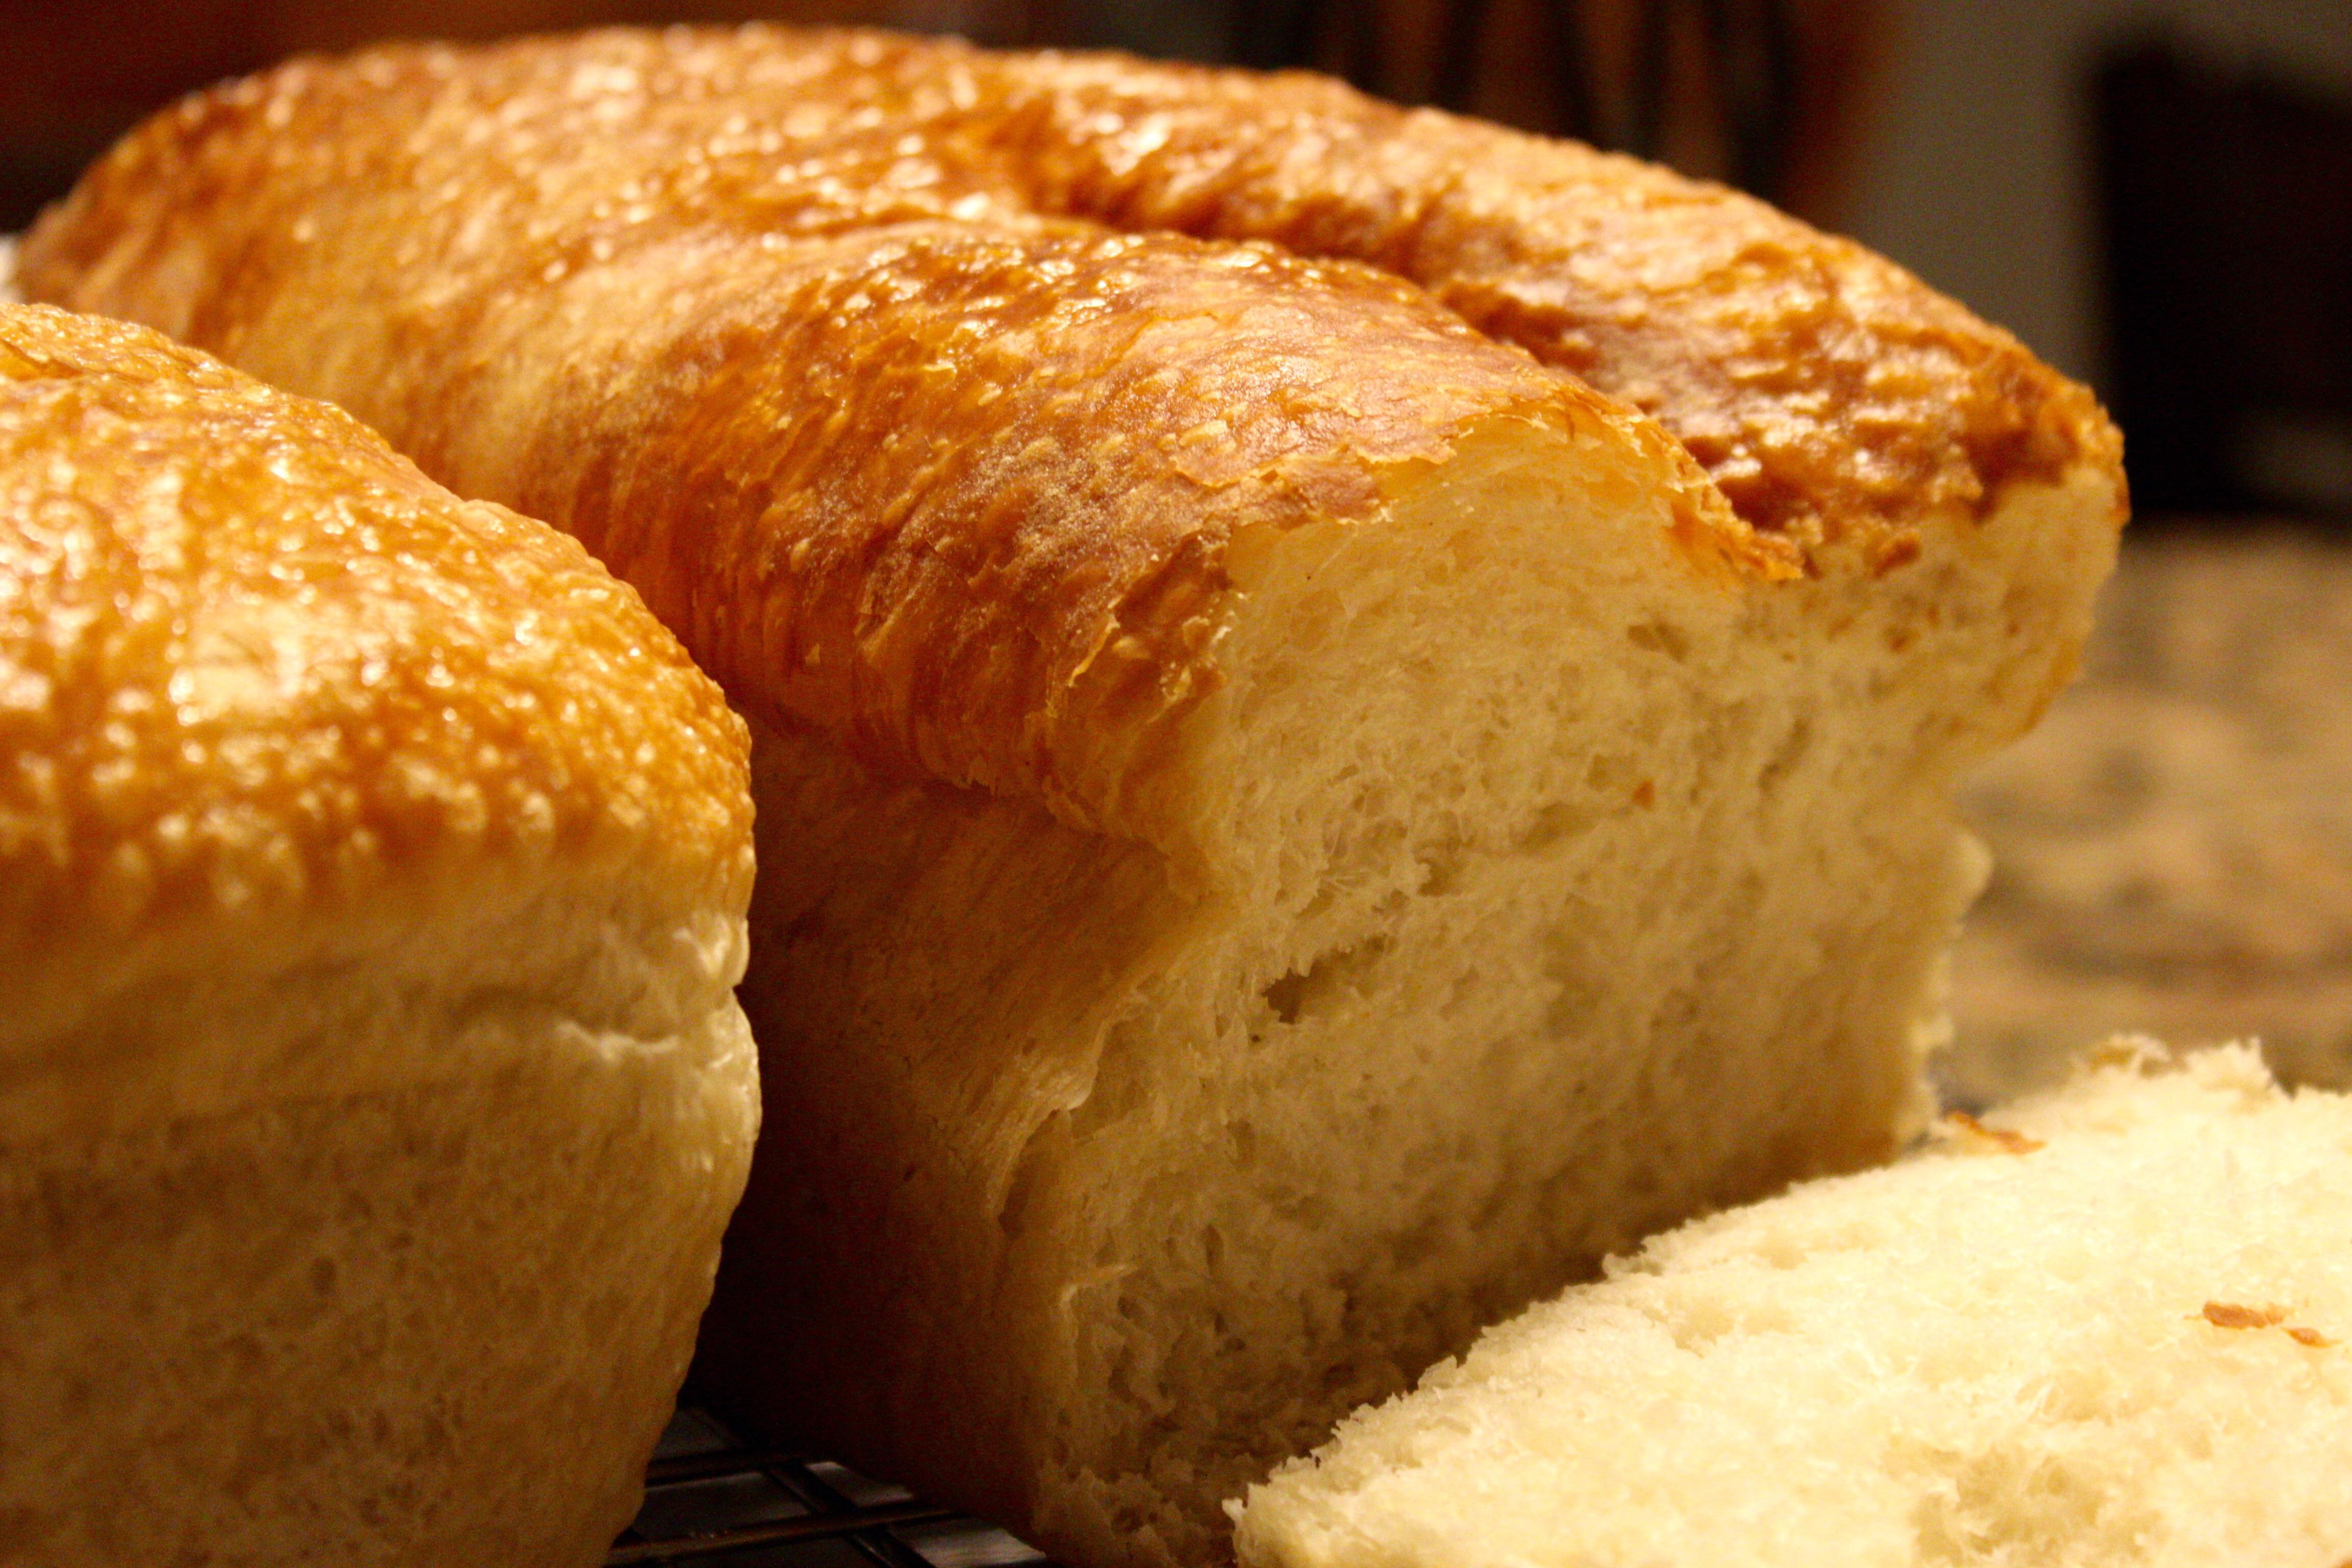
[5,0,2349,1095]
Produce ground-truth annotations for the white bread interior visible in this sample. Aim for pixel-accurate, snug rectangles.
[713,410,2120,1567]
[1234,1042,2352,1568]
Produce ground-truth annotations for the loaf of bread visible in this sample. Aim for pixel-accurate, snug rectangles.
[0,303,758,1566]
[21,28,2124,1568]
[1236,1043,2352,1568]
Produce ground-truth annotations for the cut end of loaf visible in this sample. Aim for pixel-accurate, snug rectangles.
[996,428,2114,1568]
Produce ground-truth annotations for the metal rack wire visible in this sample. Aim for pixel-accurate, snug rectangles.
[607,1400,1054,1568]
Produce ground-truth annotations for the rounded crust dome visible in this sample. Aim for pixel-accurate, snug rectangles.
[17,24,2118,572]
[0,303,752,987]
[8,24,2124,857]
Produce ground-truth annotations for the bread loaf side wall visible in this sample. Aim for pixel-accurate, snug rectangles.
[0,889,759,1568]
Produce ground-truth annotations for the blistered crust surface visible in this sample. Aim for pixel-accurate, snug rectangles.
[977,49,2123,558]
[21,25,2118,571]
[17,38,1766,829]
[462,227,1750,829]
[0,304,751,976]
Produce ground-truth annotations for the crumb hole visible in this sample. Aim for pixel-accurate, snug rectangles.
[1262,970,1309,1025]
[1257,937,1392,1028]
[1626,619,1691,660]
[1514,800,1588,853]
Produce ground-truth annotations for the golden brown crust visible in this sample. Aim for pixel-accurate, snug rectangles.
[20,32,1770,839]
[475,227,1748,837]
[21,24,2118,573]
[975,48,2124,557]
[0,303,750,983]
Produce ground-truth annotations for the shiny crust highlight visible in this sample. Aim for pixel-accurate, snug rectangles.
[20,32,1795,840]
[23,24,2121,571]
[0,303,751,985]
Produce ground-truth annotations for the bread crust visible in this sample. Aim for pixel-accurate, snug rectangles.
[22,24,2120,571]
[0,302,761,1565]
[19,38,1791,846]
[0,300,749,1070]
[980,46,2121,557]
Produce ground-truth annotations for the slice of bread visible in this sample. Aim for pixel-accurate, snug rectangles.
[1236,1043,2352,1568]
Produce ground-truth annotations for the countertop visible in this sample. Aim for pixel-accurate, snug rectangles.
[1945,523,2352,1105]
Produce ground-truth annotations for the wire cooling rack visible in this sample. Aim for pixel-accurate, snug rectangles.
[606,1398,1054,1568]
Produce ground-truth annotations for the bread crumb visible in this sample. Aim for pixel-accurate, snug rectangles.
[1944,1110,2045,1154]
[1869,531,1921,576]
[2201,1301,2288,1330]
[2287,1325,2335,1348]
[2086,1037,2162,1072]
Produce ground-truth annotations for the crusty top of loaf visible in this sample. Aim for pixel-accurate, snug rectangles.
[18,24,2116,573]
[514,227,1758,834]
[20,25,2117,573]
[17,40,1775,837]
[976,44,2124,564]
[0,304,752,989]
[15,27,2121,838]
